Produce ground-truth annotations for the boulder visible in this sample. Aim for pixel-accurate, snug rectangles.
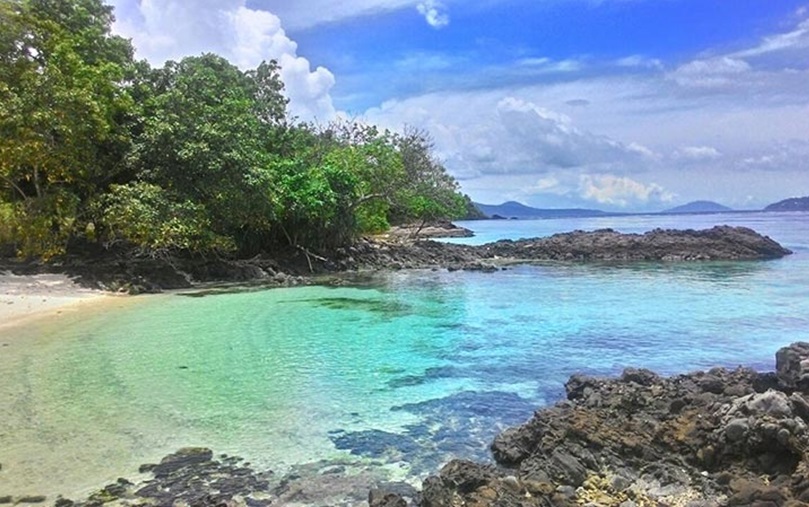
[776,342,809,392]
[369,489,408,507]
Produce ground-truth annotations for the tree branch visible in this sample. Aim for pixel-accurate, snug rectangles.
[1,174,29,201]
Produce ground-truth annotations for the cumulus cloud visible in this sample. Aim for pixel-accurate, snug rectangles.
[494,97,657,171]
[579,174,675,207]
[417,0,450,28]
[109,0,336,121]
[361,10,809,208]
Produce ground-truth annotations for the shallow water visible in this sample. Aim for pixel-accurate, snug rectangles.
[1,211,808,499]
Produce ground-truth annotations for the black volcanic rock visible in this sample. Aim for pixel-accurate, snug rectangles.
[2,226,791,293]
[420,342,809,507]
[347,225,792,273]
[765,196,809,212]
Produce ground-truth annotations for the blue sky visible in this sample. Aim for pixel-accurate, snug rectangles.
[110,0,809,211]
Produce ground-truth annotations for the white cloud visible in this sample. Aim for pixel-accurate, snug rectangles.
[615,55,663,69]
[732,19,809,58]
[253,0,419,30]
[737,140,809,172]
[673,146,722,161]
[532,175,561,192]
[109,0,336,121]
[669,57,751,88]
[516,57,583,73]
[493,97,657,171]
[417,0,450,28]
[579,174,675,207]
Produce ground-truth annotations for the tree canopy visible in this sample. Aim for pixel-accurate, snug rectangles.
[0,0,469,260]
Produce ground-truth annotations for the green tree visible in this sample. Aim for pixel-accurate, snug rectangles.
[96,182,234,256]
[390,127,466,231]
[124,54,281,253]
[0,0,135,257]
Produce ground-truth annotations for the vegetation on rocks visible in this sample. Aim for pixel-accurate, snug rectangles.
[0,0,468,261]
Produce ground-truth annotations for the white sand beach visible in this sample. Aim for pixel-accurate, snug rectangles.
[0,272,111,330]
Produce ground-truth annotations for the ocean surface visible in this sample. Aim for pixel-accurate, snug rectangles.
[1,211,808,500]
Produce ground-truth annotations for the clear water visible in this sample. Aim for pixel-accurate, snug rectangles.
[1,211,808,499]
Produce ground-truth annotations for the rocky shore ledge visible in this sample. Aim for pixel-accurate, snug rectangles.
[410,341,809,507]
[28,342,809,507]
[0,226,791,294]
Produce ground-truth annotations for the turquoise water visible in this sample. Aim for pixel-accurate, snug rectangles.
[1,211,808,498]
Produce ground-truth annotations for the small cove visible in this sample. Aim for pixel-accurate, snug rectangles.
[1,211,808,501]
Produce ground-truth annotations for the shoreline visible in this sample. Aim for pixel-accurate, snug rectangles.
[0,272,116,332]
[0,225,793,296]
[39,343,809,507]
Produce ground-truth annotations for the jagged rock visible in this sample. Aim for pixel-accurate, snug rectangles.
[776,342,809,392]
[3,226,789,292]
[420,344,809,507]
[369,489,408,507]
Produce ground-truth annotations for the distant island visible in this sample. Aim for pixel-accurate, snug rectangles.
[662,200,733,214]
[765,196,809,212]
[469,196,809,220]
[473,201,609,220]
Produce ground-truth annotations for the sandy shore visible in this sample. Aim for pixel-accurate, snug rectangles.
[0,271,112,330]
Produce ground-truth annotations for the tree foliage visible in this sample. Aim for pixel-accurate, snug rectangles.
[0,0,469,260]
[0,0,134,257]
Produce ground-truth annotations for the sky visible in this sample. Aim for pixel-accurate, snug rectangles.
[107,0,809,211]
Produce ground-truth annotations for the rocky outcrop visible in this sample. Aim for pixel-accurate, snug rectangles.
[0,226,790,293]
[57,449,418,507]
[415,342,809,507]
[381,221,475,240]
[347,225,791,272]
[478,225,791,262]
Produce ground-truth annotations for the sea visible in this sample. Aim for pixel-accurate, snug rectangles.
[1,211,808,500]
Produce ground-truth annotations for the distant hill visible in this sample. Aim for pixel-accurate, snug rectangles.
[663,201,733,214]
[764,197,809,212]
[474,201,609,219]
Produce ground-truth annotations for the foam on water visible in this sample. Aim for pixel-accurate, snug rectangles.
[1,211,808,498]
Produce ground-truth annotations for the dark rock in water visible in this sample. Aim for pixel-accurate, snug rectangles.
[331,429,421,459]
[369,489,408,507]
[16,496,46,504]
[150,447,214,477]
[2,225,790,292]
[776,341,809,392]
[349,225,792,275]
